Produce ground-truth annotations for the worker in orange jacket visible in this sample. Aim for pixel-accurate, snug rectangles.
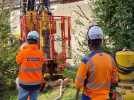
[75,25,118,100]
[16,31,46,100]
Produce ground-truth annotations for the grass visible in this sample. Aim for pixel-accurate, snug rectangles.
[39,85,76,100]
[1,68,78,100]
[0,90,18,100]
[1,84,76,100]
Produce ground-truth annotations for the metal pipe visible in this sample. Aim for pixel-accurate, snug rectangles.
[55,79,64,100]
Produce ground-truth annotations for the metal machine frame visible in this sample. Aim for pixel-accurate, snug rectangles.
[20,0,71,78]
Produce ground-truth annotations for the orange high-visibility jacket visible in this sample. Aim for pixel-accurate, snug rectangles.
[16,44,45,85]
[75,51,118,100]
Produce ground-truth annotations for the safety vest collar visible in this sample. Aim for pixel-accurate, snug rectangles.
[26,44,39,50]
[82,50,99,64]
[89,50,103,57]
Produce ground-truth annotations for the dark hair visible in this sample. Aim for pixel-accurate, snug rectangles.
[27,39,38,44]
[88,39,102,49]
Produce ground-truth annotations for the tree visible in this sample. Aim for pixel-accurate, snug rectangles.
[94,0,134,50]
[0,0,19,91]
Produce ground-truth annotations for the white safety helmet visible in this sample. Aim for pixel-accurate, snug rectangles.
[87,26,103,40]
[27,31,39,40]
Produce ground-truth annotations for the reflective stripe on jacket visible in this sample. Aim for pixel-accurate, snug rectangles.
[16,44,45,85]
[75,51,118,99]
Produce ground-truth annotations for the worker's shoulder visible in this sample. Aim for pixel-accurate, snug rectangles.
[101,52,111,56]
[102,52,114,57]
[35,50,44,55]
[81,52,101,64]
[81,52,114,63]
[81,55,89,64]
[101,52,115,61]
[18,48,28,53]
[21,48,43,53]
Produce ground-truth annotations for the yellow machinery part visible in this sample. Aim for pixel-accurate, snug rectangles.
[123,93,134,100]
[25,10,50,51]
[119,72,134,81]
[27,11,36,30]
[44,73,50,78]
[116,51,134,67]
[116,82,134,100]
[39,10,49,50]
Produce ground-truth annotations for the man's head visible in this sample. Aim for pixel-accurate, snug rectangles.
[87,25,104,50]
[27,31,39,44]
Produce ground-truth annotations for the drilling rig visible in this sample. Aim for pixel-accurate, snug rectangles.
[20,0,71,80]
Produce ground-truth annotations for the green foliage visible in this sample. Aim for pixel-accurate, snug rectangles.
[64,67,77,80]
[0,8,19,90]
[38,84,76,100]
[0,90,17,100]
[0,36,19,77]
[94,0,134,50]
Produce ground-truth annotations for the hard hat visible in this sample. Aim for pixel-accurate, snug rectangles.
[27,31,39,40]
[87,26,103,40]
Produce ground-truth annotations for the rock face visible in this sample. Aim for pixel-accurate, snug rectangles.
[10,0,93,65]
[10,9,20,36]
[52,0,94,64]
[0,0,18,7]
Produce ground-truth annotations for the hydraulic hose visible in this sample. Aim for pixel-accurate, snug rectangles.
[55,79,64,100]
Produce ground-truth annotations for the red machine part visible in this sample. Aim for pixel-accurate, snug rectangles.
[20,16,28,42]
[49,16,56,59]
[49,16,71,62]
[20,15,71,65]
